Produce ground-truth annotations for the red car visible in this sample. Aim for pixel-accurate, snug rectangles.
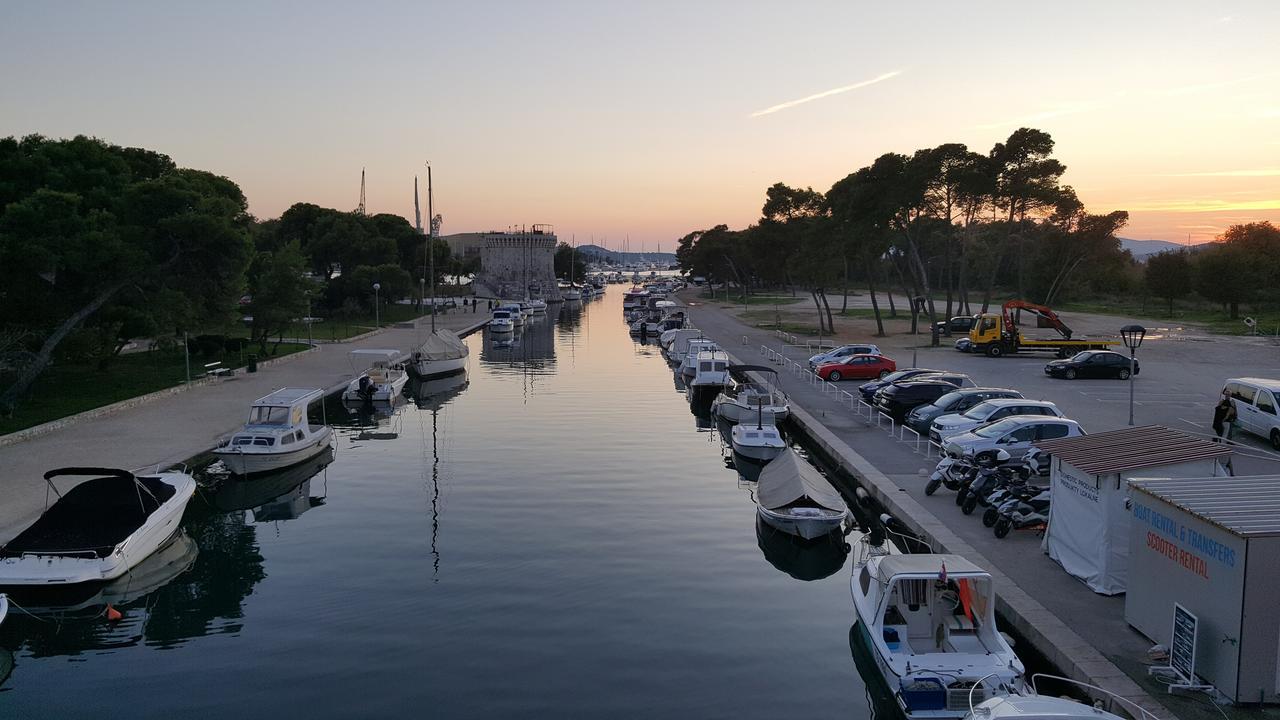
[816,354,896,381]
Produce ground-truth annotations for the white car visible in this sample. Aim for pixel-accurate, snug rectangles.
[941,416,1084,459]
[1223,378,1280,449]
[807,343,882,370]
[929,398,1064,445]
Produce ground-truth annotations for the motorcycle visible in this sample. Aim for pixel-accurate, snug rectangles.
[992,485,1051,538]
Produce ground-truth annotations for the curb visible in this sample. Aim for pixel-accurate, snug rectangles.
[0,345,320,449]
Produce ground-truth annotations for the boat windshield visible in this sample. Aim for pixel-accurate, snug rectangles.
[249,406,291,425]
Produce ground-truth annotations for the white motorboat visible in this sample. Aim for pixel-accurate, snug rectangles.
[679,339,720,378]
[411,328,469,378]
[961,674,1154,720]
[851,553,1024,719]
[527,298,548,314]
[214,388,333,476]
[660,328,701,352]
[490,309,516,332]
[342,349,410,402]
[497,303,525,326]
[562,286,582,301]
[712,366,789,424]
[730,409,786,463]
[622,286,649,311]
[517,300,535,317]
[688,350,731,395]
[755,448,849,539]
[0,467,196,586]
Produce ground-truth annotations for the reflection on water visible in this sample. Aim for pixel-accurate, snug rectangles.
[0,288,887,719]
[756,516,850,581]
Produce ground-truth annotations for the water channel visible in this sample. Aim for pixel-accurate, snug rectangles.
[0,290,889,719]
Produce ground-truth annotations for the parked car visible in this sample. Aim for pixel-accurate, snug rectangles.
[857,368,957,403]
[808,343,883,370]
[930,398,1064,444]
[816,354,896,381]
[1223,378,1280,449]
[955,337,973,353]
[941,416,1084,459]
[905,387,1024,434]
[874,380,968,423]
[935,315,976,336]
[1044,350,1139,380]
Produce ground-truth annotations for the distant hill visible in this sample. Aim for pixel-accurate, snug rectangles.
[578,244,677,265]
[1120,238,1207,258]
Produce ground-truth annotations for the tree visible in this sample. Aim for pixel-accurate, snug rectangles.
[985,128,1069,306]
[0,136,253,411]
[1195,244,1255,319]
[553,242,586,281]
[1144,250,1192,316]
[247,241,314,353]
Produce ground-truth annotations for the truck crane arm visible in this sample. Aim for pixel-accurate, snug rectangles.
[1001,300,1074,340]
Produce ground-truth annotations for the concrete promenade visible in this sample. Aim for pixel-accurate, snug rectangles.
[0,311,488,542]
[684,297,1242,720]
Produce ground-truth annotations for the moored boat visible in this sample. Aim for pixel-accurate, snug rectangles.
[0,467,196,586]
[730,409,786,463]
[411,328,469,378]
[755,448,850,539]
[214,388,333,476]
[712,366,789,423]
[850,553,1024,719]
[342,349,410,402]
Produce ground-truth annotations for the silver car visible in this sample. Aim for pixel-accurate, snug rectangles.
[942,416,1084,459]
[807,343,882,370]
[929,398,1063,445]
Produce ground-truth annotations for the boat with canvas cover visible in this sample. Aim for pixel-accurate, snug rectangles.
[411,328,469,378]
[0,467,196,586]
[712,366,790,424]
[342,349,410,402]
[214,387,333,476]
[850,553,1024,719]
[755,448,849,539]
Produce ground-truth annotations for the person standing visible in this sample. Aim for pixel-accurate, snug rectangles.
[1212,391,1237,441]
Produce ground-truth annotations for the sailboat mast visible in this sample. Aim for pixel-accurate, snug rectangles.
[415,177,424,310]
[428,164,436,333]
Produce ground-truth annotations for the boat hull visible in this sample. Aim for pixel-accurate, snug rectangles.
[214,429,333,476]
[757,505,847,540]
[712,399,790,424]
[411,355,467,379]
[731,442,784,463]
[0,473,195,586]
[342,373,409,402]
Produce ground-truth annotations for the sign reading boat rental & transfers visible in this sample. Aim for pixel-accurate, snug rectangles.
[1131,500,1237,581]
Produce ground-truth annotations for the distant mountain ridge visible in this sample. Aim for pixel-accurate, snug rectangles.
[578,244,677,264]
[1120,238,1207,258]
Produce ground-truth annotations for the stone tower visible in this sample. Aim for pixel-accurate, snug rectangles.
[473,226,561,301]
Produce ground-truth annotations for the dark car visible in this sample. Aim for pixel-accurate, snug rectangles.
[1044,350,1139,380]
[857,368,946,403]
[935,315,976,336]
[873,380,965,423]
[904,387,1023,434]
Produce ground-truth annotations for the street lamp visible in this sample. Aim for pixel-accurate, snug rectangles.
[1120,324,1146,426]
[373,282,382,328]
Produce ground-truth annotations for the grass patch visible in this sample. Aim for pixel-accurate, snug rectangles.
[1054,300,1278,335]
[723,295,804,306]
[228,303,441,342]
[0,343,310,435]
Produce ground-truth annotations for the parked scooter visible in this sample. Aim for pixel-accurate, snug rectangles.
[992,485,1050,538]
[925,454,978,496]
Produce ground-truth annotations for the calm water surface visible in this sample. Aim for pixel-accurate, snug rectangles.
[0,291,884,719]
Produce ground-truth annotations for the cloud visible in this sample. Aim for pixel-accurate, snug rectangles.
[1156,73,1275,96]
[750,71,901,118]
[974,102,1097,130]
[1161,169,1280,177]
[1123,198,1280,212]
[1216,15,1233,23]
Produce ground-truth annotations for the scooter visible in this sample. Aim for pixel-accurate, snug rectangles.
[925,455,977,496]
[992,486,1050,538]
[955,449,1015,512]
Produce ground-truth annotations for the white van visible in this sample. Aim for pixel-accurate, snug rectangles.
[1223,378,1280,449]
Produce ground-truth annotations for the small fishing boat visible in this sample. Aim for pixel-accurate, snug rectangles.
[622,286,649,311]
[527,298,548,314]
[755,448,849,539]
[411,329,469,378]
[490,309,516,333]
[497,303,525,327]
[342,349,410,402]
[214,388,333,476]
[712,366,789,423]
[688,350,731,396]
[0,467,196,586]
[730,409,786,463]
[678,339,720,378]
[850,553,1024,719]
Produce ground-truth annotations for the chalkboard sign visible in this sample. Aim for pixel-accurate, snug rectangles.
[1170,603,1198,684]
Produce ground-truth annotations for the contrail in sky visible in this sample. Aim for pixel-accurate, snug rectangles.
[750,71,902,117]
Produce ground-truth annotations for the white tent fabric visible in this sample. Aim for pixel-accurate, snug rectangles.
[417,330,467,361]
[1043,460,1130,595]
[756,449,846,512]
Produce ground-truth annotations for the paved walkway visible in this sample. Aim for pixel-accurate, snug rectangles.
[0,311,488,541]
[683,294,1249,720]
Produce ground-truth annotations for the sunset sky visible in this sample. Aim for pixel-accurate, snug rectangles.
[3,1,1278,249]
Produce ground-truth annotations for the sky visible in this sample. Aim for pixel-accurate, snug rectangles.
[3,1,1278,249]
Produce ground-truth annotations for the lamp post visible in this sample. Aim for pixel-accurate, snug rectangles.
[373,282,381,328]
[1120,324,1146,425]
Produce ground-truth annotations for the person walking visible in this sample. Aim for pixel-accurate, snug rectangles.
[1212,391,1237,442]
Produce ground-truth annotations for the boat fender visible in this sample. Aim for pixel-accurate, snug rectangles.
[105,604,123,622]
[854,487,871,507]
